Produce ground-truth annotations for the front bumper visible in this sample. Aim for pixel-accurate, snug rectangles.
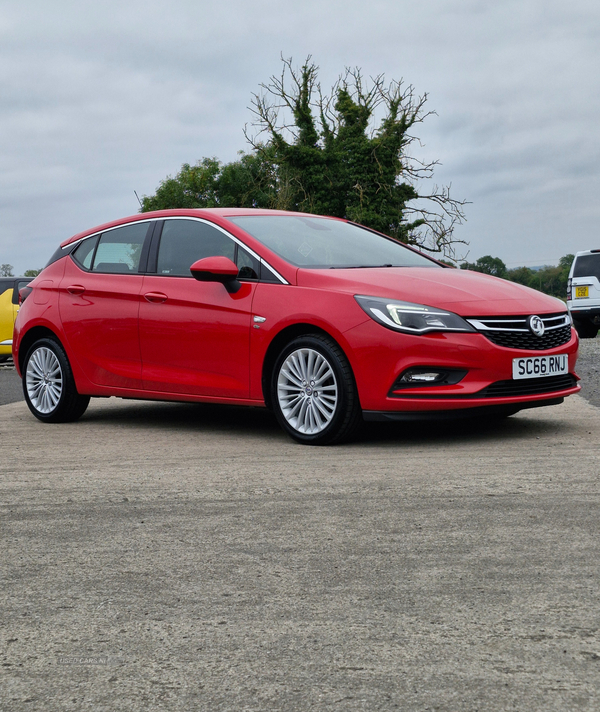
[364,397,565,421]
[345,320,580,413]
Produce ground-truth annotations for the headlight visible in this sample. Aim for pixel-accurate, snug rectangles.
[354,295,476,335]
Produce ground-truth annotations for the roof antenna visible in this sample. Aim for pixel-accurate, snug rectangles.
[134,190,143,209]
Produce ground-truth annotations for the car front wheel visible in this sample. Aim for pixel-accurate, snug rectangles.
[23,338,90,423]
[271,334,362,445]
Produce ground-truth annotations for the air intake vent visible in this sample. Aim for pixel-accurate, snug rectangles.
[481,374,577,398]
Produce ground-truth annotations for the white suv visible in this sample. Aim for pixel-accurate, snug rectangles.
[567,250,600,338]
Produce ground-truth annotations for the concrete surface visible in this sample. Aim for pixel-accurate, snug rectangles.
[0,364,21,406]
[1,390,599,711]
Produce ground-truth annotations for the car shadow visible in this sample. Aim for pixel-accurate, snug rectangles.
[80,397,578,448]
[359,411,574,446]
[82,398,285,437]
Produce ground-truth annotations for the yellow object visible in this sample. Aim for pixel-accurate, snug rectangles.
[0,279,32,360]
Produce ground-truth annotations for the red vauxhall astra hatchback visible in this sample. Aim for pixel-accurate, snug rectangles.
[13,209,579,444]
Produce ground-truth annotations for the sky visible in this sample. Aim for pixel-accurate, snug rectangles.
[1,0,599,275]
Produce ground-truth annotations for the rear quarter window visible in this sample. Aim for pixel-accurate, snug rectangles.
[72,235,100,270]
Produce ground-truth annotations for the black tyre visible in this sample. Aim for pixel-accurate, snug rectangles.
[22,337,90,423]
[271,334,362,445]
[573,319,598,339]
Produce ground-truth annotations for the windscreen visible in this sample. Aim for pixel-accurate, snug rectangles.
[227,215,441,269]
[573,254,600,280]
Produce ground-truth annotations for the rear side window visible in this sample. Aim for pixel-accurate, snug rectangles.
[573,254,600,280]
[92,222,150,273]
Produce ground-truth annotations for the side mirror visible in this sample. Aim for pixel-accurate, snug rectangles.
[189,256,241,293]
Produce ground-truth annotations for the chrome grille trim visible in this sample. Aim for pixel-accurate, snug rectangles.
[466,313,570,332]
[466,312,572,351]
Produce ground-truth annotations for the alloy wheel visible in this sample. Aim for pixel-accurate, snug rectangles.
[277,347,339,434]
[25,346,64,415]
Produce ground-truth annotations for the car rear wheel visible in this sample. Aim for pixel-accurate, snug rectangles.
[271,334,362,445]
[23,338,90,423]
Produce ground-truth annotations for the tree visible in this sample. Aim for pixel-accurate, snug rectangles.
[24,269,42,277]
[505,265,534,287]
[247,57,467,256]
[559,254,575,271]
[461,254,574,299]
[142,57,468,258]
[141,158,221,211]
[141,150,280,213]
[0,263,14,277]
[460,255,507,278]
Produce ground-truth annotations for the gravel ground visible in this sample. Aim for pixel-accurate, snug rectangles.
[0,361,21,405]
[576,337,600,407]
[1,338,598,408]
[1,342,599,711]
[2,384,600,711]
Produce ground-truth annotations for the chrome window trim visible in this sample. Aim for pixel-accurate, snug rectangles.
[260,260,287,284]
[64,216,289,285]
[62,218,157,251]
[157,216,289,285]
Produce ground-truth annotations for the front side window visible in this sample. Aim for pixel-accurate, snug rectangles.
[92,222,149,273]
[157,220,235,277]
[156,219,260,279]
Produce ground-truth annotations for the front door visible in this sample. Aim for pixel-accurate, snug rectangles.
[139,218,258,398]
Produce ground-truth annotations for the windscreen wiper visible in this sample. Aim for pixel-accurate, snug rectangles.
[329,264,396,269]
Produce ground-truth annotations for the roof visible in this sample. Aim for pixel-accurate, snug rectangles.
[60,208,330,247]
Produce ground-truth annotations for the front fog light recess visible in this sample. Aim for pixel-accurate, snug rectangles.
[391,367,468,392]
[401,370,445,384]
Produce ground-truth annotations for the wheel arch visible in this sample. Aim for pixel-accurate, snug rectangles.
[261,323,351,410]
[17,326,63,374]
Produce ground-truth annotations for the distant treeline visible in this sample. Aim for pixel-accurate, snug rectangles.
[458,254,573,300]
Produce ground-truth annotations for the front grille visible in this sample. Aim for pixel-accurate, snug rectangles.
[466,313,572,351]
[481,374,577,398]
[482,324,572,350]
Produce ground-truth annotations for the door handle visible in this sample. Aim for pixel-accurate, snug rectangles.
[144,292,168,303]
[67,285,85,295]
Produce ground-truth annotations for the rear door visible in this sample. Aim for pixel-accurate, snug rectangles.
[58,221,153,388]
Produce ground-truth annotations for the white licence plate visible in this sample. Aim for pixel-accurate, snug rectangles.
[512,354,569,380]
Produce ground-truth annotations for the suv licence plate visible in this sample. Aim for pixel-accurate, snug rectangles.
[512,354,568,380]
[575,285,589,298]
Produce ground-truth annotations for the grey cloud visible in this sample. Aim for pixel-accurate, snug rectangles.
[1,0,599,274]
